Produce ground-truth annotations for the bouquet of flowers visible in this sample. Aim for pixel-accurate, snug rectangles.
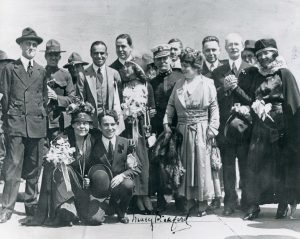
[45,137,76,166]
[121,83,148,119]
[251,99,274,122]
[44,136,76,192]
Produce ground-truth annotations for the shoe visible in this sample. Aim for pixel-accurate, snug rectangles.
[197,210,207,217]
[209,198,221,210]
[222,207,234,216]
[118,216,129,224]
[21,218,43,226]
[276,203,288,219]
[0,209,13,223]
[243,206,260,220]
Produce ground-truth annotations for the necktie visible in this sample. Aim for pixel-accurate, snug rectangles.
[108,140,113,165]
[97,68,103,84]
[232,62,238,76]
[27,61,33,77]
[210,63,215,72]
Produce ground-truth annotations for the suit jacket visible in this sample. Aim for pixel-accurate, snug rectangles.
[202,59,228,79]
[83,65,121,128]
[92,135,141,179]
[211,60,252,143]
[0,59,47,138]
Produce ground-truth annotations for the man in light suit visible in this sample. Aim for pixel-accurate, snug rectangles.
[83,41,123,130]
[0,27,47,223]
[93,110,141,224]
[211,33,252,216]
[201,36,228,78]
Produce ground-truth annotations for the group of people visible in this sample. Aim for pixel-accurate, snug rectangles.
[0,26,299,227]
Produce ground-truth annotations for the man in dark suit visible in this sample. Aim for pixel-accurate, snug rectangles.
[93,110,141,223]
[110,34,145,73]
[43,39,75,140]
[0,27,47,223]
[83,41,123,132]
[201,36,227,78]
[0,51,14,182]
[211,33,252,216]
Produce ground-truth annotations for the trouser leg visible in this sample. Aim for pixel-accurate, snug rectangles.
[222,143,238,208]
[237,142,249,208]
[111,178,134,218]
[22,138,43,215]
[2,136,25,212]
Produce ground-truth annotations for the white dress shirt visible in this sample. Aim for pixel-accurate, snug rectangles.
[102,135,116,152]
[92,63,107,80]
[118,55,133,65]
[205,60,219,72]
[229,58,242,71]
[20,55,33,72]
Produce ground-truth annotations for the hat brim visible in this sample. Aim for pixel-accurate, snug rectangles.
[16,36,43,45]
[154,52,170,59]
[0,58,14,62]
[63,61,89,68]
[88,164,113,198]
[88,164,113,180]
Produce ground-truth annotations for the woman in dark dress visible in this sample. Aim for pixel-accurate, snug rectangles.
[23,101,106,226]
[242,39,300,220]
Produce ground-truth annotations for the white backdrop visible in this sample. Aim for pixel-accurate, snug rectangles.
[1,0,300,81]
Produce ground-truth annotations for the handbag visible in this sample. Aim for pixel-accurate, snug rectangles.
[210,138,222,171]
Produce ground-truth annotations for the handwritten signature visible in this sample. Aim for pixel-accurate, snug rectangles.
[131,213,192,234]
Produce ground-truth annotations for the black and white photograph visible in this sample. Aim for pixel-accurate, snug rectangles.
[1,0,300,238]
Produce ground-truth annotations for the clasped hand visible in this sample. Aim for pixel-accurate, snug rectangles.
[224,75,238,91]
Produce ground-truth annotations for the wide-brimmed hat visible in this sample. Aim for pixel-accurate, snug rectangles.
[41,39,66,53]
[255,38,278,55]
[16,27,43,45]
[88,164,113,198]
[63,52,89,68]
[151,44,171,59]
[0,50,14,62]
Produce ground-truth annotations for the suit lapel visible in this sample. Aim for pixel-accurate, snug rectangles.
[112,136,125,169]
[13,59,28,87]
[86,65,97,105]
[237,61,250,75]
[106,67,114,109]
[222,62,232,77]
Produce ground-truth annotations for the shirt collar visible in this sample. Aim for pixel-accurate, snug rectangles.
[92,63,106,73]
[102,135,116,151]
[229,58,242,71]
[205,60,219,71]
[171,59,181,69]
[20,55,33,71]
[118,55,133,65]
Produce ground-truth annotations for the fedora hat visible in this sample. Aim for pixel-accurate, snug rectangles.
[16,27,43,45]
[88,164,113,199]
[0,50,14,62]
[63,52,89,68]
[41,39,66,53]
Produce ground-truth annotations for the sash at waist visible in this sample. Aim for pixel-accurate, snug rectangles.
[177,111,208,124]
